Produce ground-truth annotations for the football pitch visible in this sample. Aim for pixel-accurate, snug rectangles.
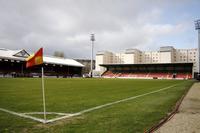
[0,78,194,133]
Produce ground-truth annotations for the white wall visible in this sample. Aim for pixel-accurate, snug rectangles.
[95,55,103,71]
[159,52,172,63]
[124,54,134,64]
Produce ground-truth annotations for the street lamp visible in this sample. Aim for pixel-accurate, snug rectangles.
[90,34,95,77]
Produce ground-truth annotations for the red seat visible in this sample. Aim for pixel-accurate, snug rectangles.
[102,71,192,79]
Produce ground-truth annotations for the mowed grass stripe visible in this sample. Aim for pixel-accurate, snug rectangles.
[0,78,194,133]
[46,82,185,123]
[76,82,193,133]
[0,78,184,113]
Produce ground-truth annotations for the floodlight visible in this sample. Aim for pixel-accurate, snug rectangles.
[90,34,95,41]
[195,19,200,30]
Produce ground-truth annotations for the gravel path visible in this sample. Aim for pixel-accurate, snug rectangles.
[155,82,200,133]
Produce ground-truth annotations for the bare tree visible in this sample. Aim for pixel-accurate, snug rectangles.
[53,51,65,58]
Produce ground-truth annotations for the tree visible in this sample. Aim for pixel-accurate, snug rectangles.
[53,51,65,58]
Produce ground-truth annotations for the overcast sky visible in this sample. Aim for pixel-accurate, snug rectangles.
[0,0,199,59]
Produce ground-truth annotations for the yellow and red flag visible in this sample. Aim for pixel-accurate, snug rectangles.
[26,48,43,68]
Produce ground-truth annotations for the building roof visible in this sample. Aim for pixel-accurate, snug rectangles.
[43,56,84,67]
[100,62,193,67]
[0,48,84,67]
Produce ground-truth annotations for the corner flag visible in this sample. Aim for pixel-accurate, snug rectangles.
[26,47,47,122]
[26,48,43,68]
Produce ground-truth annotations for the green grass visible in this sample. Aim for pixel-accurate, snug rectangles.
[0,78,195,133]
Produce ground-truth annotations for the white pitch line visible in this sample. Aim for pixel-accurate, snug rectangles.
[46,82,184,123]
[23,112,69,116]
[0,82,185,124]
[0,108,46,123]
[46,113,77,123]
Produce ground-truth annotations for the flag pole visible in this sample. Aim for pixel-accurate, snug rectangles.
[41,67,46,122]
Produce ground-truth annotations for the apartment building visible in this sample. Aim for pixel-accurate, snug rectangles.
[95,46,198,73]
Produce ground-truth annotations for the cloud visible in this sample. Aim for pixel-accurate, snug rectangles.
[0,0,197,58]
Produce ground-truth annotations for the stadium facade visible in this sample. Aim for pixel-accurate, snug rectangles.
[0,48,84,77]
[95,46,197,79]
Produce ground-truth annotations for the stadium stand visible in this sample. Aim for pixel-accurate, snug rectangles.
[101,63,193,80]
[102,71,192,79]
[0,48,84,77]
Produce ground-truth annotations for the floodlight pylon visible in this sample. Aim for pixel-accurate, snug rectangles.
[90,34,95,77]
[194,19,200,74]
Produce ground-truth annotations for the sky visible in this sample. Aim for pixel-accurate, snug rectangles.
[0,0,200,59]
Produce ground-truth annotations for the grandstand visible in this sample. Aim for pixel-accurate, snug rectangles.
[101,63,193,79]
[0,48,84,77]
